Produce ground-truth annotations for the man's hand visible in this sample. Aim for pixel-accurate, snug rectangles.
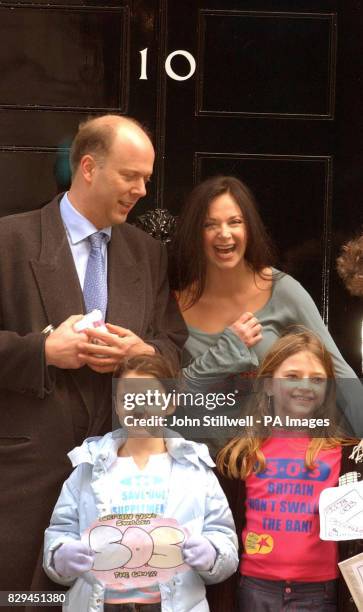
[45,315,88,369]
[228,311,262,348]
[78,323,155,373]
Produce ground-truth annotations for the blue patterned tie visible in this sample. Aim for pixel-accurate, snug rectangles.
[83,231,108,319]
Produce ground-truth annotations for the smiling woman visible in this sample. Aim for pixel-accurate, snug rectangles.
[170,175,362,438]
[203,193,247,267]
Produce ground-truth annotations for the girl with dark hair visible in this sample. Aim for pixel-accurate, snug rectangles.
[44,353,238,611]
[217,330,362,612]
[171,176,360,429]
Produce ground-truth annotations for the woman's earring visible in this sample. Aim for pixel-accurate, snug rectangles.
[267,394,273,413]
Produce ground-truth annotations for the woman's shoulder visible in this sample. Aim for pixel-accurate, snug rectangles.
[176,288,214,329]
[175,287,197,316]
[270,268,312,300]
[175,279,201,304]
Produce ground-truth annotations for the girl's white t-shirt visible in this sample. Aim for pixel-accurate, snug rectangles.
[103,452,172,605]
[104,452,172,515]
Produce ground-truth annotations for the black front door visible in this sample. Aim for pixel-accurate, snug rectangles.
[0,0,361,374]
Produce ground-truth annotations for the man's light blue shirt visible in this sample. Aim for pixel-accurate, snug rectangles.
[60,193,112,289]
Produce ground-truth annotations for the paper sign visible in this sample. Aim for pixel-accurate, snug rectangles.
[319,481,363,540]
[82,513,189,588]
[339,552,363,612]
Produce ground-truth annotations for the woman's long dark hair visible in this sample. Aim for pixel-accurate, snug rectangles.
[170,176,275,306]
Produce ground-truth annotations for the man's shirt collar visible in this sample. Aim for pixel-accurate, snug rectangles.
[60,192,112,245]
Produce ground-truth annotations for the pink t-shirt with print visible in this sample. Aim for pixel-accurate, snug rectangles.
[241,437,341,581]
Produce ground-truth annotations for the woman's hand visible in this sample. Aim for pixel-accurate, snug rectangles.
[228,311,262,347]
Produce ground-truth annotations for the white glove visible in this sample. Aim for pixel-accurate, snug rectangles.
[53,541,94,578]
[183,535,217,571]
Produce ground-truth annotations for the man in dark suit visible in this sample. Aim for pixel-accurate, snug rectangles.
[0,115,186,597]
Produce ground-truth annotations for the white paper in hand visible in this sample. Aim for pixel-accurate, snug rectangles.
[319,480,363,540]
